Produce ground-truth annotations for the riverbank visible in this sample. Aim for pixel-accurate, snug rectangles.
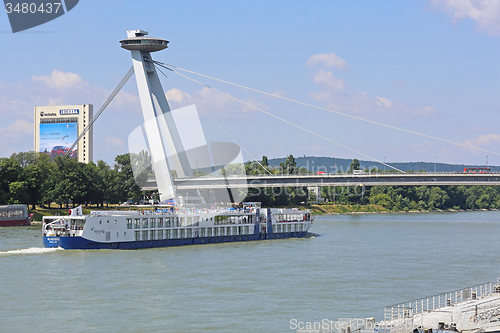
[297,203,499,215]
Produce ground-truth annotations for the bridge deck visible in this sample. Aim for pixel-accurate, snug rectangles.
[142,173,500,190]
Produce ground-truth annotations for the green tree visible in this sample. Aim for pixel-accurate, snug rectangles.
[349,159,360,172]
[428,187,450,209]
[279,155,296,174]
[114,153,142,203]
[21,153,52,209]
[9,181,29,204]
[0,156,23,205]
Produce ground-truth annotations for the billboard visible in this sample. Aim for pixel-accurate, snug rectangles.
[39,122,78,159]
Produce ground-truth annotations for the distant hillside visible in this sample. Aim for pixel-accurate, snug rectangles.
[266,156,499,173]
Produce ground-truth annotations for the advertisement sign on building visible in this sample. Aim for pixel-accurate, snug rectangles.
[34,105,93,163]
[39,122,79,159]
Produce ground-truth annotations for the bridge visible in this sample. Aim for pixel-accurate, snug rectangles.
[141,172,500,191]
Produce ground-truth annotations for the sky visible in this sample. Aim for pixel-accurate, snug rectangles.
[1,0,500,167]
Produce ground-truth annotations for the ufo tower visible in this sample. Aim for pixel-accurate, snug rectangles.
[120,30,193,203]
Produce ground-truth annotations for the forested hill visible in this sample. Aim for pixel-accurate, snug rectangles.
[267,156,499,173]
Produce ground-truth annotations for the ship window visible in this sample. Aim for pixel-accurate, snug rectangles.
[207,228,212,237]
[157,230,163,239]
[232,226,237,235]
[238,226,243,235]
[134,218,140,229]
[150,218,156,228]
[186,229,192,238]
[150,230,155,240]
[201,228,206,237]
[244,226,249,235]
[172,229,178,238]
[186,217,192,226]
[287,224,291,232]
[142,230,148,240]
[157,218,163,228]
[142,219,148,228]
[166,229,170,239]
[226,227,230,236]
[180,217,185,226]
[165,217,170,227]
[180,229,185,238]
[134,231,140,241]
[126,219,132,229]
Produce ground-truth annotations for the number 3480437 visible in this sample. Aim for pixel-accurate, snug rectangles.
[5,2,62,14]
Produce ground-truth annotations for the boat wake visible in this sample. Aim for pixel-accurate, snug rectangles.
[0,247,63,256]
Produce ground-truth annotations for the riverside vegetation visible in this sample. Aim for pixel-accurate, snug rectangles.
[1,152,499,218]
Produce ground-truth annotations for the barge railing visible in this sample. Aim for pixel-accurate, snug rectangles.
[384,281,499,321]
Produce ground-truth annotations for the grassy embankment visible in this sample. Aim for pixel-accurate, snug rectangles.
[297,203,389,215]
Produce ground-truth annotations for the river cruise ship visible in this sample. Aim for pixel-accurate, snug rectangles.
[43,203,312,250]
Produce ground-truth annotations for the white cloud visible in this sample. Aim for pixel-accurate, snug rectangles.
[313,69,346,93]
[376,97,394,108]
[306,52,349,70]
[166,88,190,103]
[0,119,33,140]
[113,90,140,108]
[190,87,264,118]
[463,133,500,146]
[32,69,86,89]
[0,120,34,155]
[270,90,287,98]
[307,53,438,125]
[420,106,436,114]
[429,0,500,35]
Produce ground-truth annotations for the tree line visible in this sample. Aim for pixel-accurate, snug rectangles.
[243,155,500,210]
[2,151,499,211]
[0,152,144,209]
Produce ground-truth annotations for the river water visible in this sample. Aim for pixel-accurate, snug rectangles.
[1,211,499,333]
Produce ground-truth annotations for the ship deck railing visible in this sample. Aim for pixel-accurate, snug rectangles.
[90,207,310,218]
[384,281,499,321]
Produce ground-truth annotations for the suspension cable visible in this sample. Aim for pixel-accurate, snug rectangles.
[154,64,273,175]
[152,60,500,157]
[153,61,403,172]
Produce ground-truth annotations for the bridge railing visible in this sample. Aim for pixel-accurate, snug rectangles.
[172,172,500,179]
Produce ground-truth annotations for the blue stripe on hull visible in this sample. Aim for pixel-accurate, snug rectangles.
[43,231,309,250]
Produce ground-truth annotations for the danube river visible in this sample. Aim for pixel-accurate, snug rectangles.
[1,211,499,332]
